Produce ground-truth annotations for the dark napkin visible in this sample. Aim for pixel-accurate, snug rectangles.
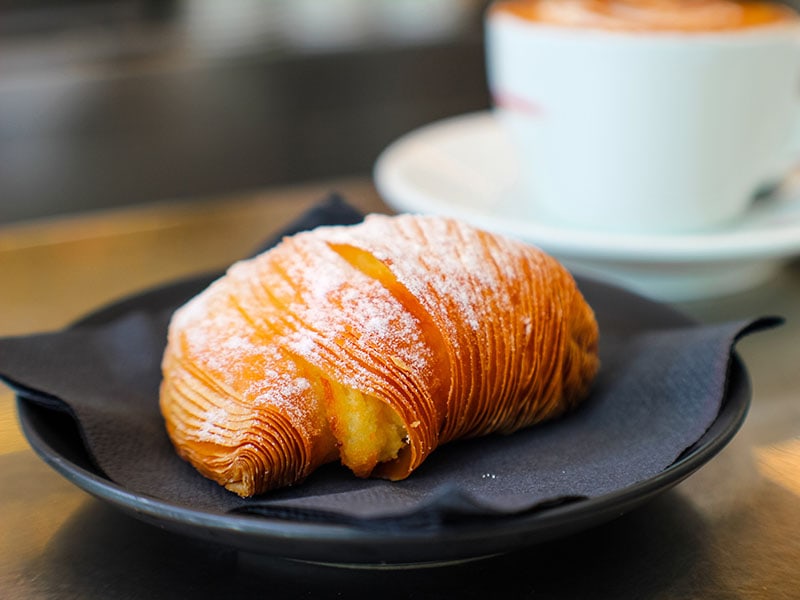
[0,195,780,526]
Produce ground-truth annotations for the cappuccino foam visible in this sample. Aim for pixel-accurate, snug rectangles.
[492,0,798,32]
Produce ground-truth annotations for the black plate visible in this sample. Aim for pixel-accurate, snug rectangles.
[14,276,752,568]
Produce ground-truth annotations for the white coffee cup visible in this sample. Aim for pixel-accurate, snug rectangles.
[485,3,800,233]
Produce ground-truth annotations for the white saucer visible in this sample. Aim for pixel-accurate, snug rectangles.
[374,111,800,302]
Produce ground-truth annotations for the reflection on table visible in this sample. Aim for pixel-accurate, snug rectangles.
[0,0,491,224]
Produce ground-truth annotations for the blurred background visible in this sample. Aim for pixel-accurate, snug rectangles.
[0,0,493,225]
[4,0,800,226]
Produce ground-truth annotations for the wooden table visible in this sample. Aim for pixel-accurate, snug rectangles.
[1,180,799,598]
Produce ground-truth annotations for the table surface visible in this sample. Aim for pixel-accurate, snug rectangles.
[1,180,799,599]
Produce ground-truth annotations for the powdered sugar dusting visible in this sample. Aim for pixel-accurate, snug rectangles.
[317,213,530,334]
[168,223,439,427]
[276,232,434,392]
[312,213,559,440]
[167,273,321,441]
[252,369,313,426]
[197,406,231,444]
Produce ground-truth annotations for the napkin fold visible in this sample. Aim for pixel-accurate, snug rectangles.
[0,195,781,527]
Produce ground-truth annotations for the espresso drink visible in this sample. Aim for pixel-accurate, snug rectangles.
[486,0,800,233]
[492,0,798,32]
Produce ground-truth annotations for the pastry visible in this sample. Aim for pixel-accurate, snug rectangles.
[159,214,599,497]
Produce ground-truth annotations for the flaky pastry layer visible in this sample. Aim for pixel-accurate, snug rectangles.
[159,214,599,497]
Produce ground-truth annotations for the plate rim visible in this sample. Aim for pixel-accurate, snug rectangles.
[16,357,750,566]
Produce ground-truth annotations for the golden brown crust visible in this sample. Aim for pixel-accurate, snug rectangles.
[159,214,599,497]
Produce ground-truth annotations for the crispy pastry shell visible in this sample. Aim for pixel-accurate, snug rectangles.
[159,214,599,497]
